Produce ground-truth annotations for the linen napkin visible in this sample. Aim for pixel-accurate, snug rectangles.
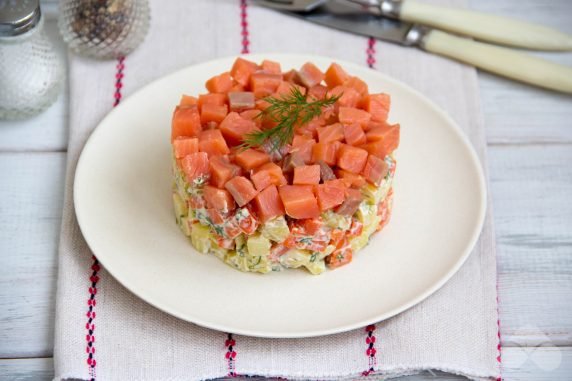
[54,0,501,380]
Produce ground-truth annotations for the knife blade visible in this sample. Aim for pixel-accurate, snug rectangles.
[282,1,422,46]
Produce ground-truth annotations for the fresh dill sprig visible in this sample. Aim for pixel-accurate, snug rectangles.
[241,87,341,153]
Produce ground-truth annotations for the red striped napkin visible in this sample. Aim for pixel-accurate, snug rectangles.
[54,1,501,380]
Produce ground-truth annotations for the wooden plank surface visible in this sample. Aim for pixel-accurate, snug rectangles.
[2,347,572,381]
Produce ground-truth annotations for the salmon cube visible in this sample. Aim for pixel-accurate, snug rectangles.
[198,93,227,111]
[283,69,297,83]
[209,155,241,188]
[324,63,350,89]
[203,185,236,212]
[199,129,230,157]
[180,152,210,183]
[230,57,259,87]
[275,81,307,96]
[311,142,337,166]
[228,92,255,111]
[171,106,202,141]
[179,94,198,106]
[219,112,260,146]
[335,188,363,216]
[261,59,281,74]
[253,185,285,222]
[335,169,366,188]
[329,86,361,108]
[225,176,259,207]
[239,109,263,129]
[234,149,271,171]
[315,179,346,211]
[344,76,368,96]
[297,62,325,88]
[362,155,389,185]
[205,72,233,94]
[173,137,199,159]
[291,135,316,164]
[364,123,400,157]
[363,93,391,122]
[250,72,282,98]
[343,123,367,146]
[293,165,321,185]
[200,103,228,124]
[255,99,271,111]
[278,185,320,219]
[337,144,368,173]
[338,107,371,127]
[307,84,328,101]
[317,123,344,143]
[251,162,287,191]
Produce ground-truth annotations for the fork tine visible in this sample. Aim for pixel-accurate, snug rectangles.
[253,0,327,12]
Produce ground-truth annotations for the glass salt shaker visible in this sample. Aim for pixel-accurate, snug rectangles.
[0,0,63,120]
[59,0,150,60]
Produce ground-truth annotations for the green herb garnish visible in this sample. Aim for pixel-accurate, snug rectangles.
[241,87,341,153]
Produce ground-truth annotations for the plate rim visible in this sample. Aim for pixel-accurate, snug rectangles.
[74,53,487,338]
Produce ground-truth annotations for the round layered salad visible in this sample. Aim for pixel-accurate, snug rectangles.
[171,58,399,275]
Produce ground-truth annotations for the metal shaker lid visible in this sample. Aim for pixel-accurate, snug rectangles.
[0,0,41,37]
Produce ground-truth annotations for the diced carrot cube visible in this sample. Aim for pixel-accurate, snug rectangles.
[251,162,287,191]
[205,72,233,94]
[173,137,199,159]
[200,103,228,124]
[325,239,353,268]
[317,123,344,143]
[250,72,282,98]
[362,154,389,185]
[179,94,198,106]
[329,86,361,108]
[311,142,337,166]
[198,93,227,111]
[293,165,320,185]
[324,63,350,89]
[219,112,260,146]
[171,106,202,141]
[231,57,259,86]
[343,123,367,146]
[199,129,230,157]
[335,169,366,188]
[363,93,390,122]
[234,149,271,171]
[337,144,369,173]
[253,185,285,222]
[297,62,325,88]
[344,76,368,96]
[315,179,346,211]
[228,92,255,111]
[300,218,323,235]
[275,81,307,96]
[291,135,316,164]
[203,185,236,212]
[338,107,371,127]
[180,152,210,183]
[261,59,281,74]
[307,84,328,101]
[364,123,400,157]
[225,176,259,207]
[278,185,320,219]
[209,155,241,188]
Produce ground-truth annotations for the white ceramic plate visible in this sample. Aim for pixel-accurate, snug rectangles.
[74,54,486,338]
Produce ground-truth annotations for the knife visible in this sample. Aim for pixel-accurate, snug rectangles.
[273,1,572,94]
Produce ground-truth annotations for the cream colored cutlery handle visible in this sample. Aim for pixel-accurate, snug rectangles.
[399,0,572,51]
[422,30,572,94]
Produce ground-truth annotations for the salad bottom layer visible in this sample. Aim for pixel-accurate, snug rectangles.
[172,156,395,275]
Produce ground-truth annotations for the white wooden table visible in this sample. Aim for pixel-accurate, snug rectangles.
[1,2,571,379]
